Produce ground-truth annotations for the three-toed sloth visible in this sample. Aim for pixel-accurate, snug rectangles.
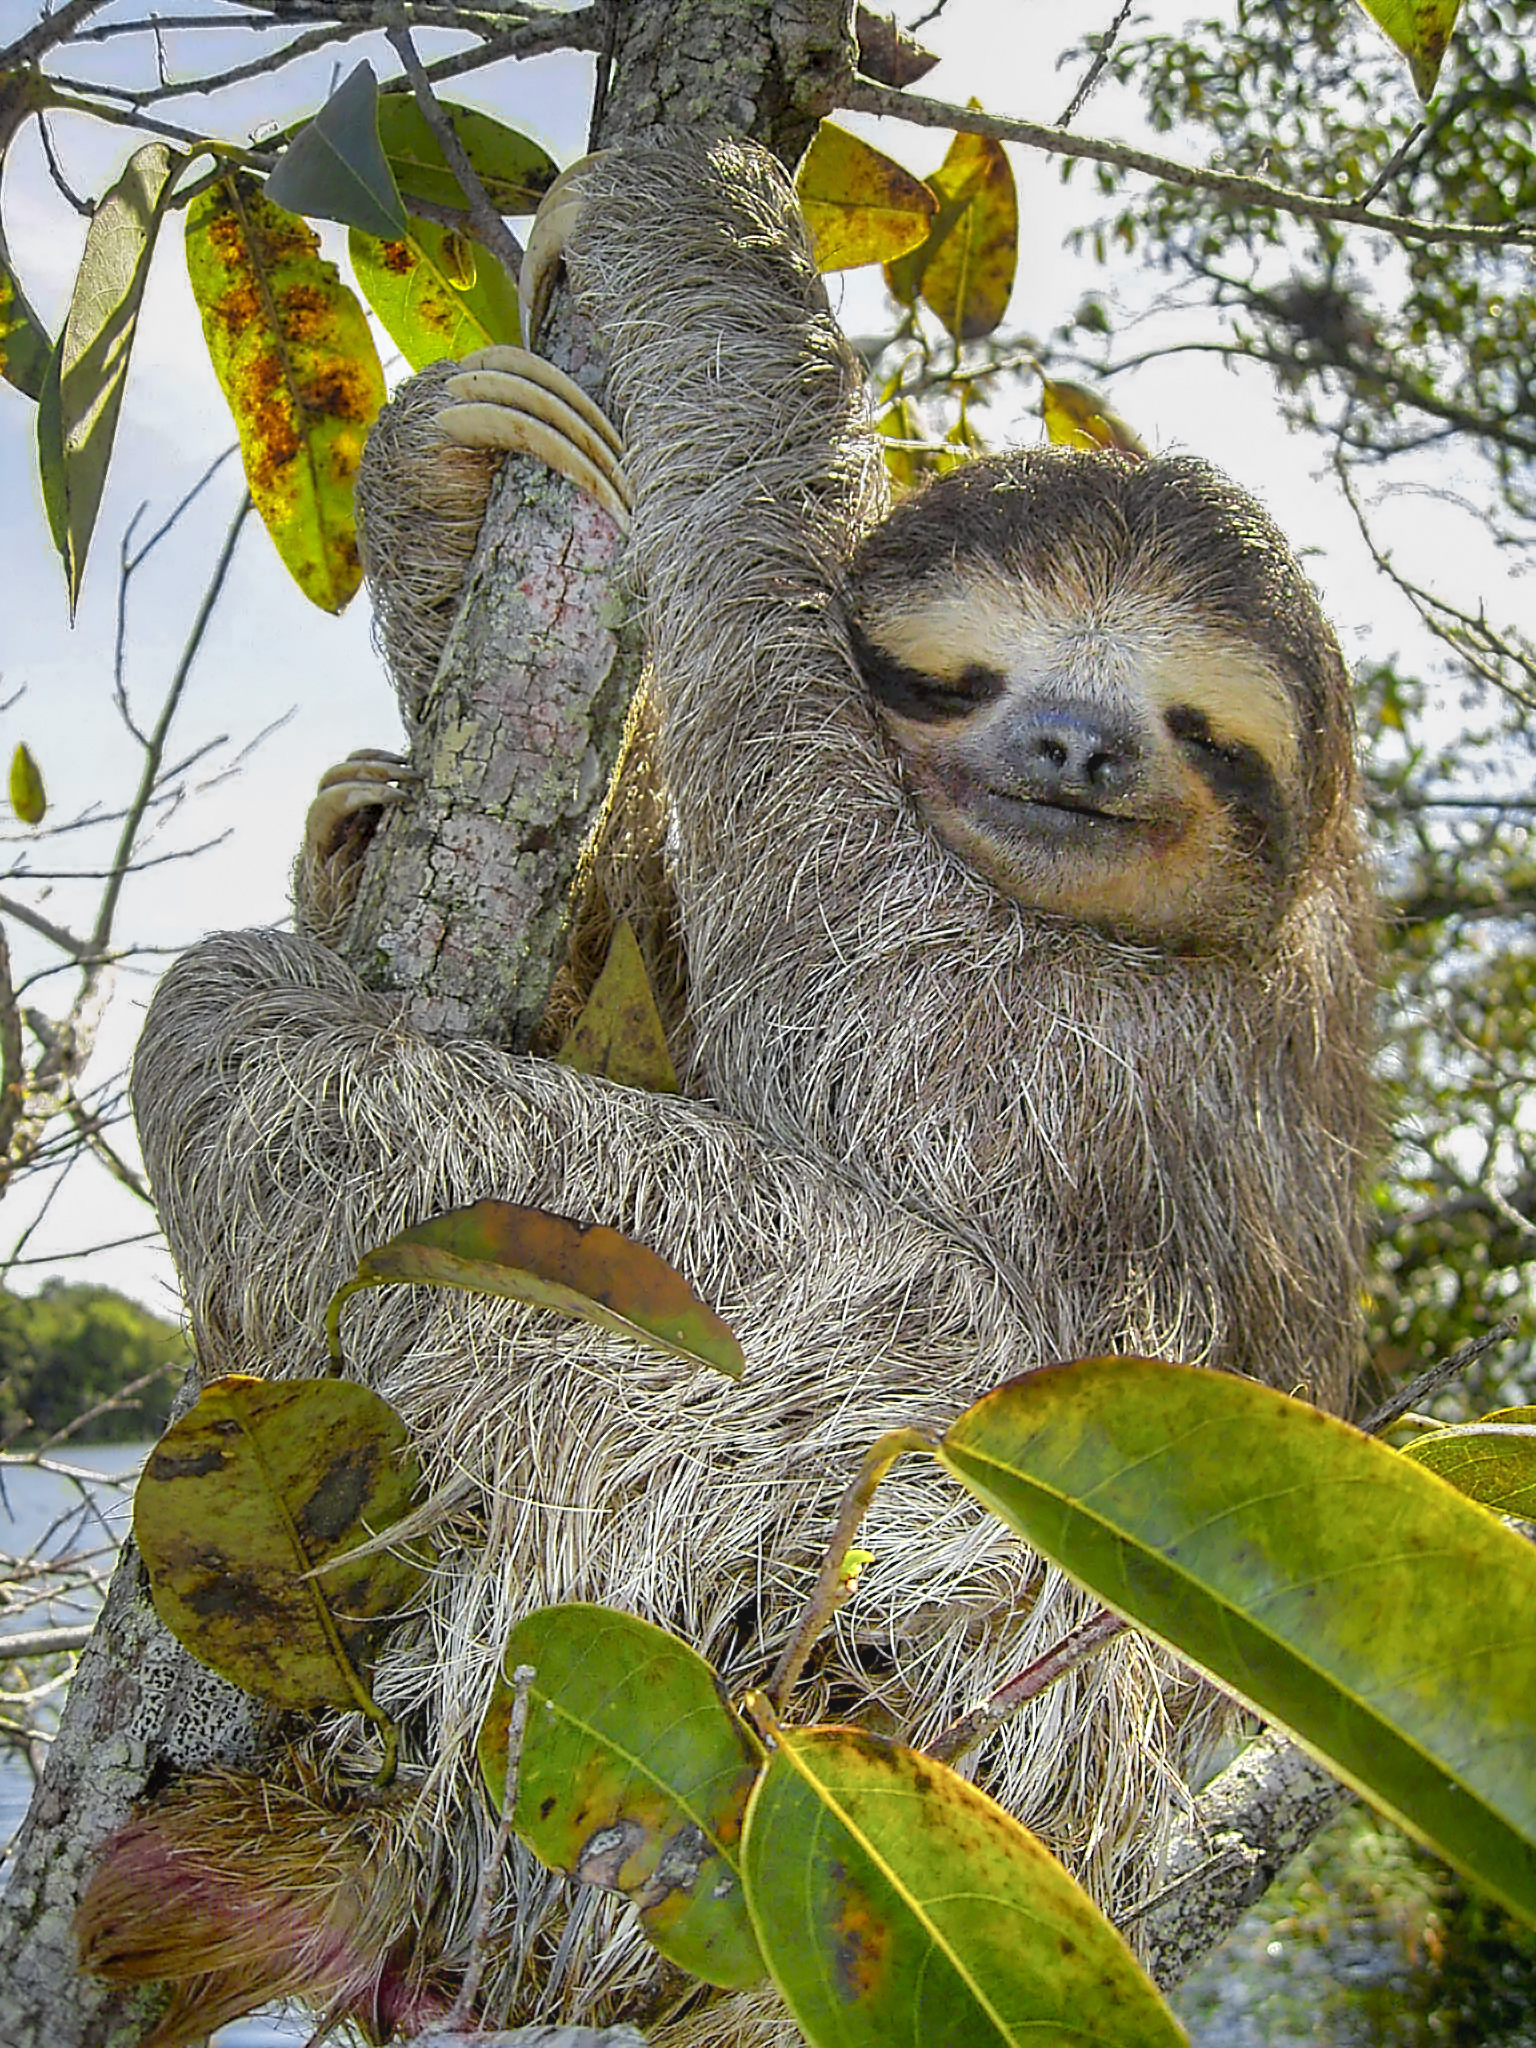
[119,140,1374,2043]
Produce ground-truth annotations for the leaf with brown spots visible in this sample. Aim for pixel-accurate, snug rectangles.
[349,215,521,371]
[885,128,1018,342]
[556,917,678,1093]
[37,142,178,612]
[479,1604,767,1990]
[327,1198,743,1379]
[940,1359,1536,1926]
[795,123,936,273]
[134,1375,425,1716]
[185,175,384,612]
[741,1724,1183,2045]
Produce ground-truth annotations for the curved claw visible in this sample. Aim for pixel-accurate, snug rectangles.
[304,750,416,868]
[437,346,630,528]
[520,153,607,345]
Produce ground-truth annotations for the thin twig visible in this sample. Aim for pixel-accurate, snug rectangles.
[445,1663,535,2029]
[35,113,92,216]
[387,25,524,282]
[927,1608,1129,1764]
[92,493,252,958]
[843,80,1536,252]
[1358,1319,1521,1436]
[1056,0,1134,130]
[0,0,115,68]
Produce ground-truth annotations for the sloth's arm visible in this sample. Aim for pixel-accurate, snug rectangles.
[130,926,886,1373]
[561,145,936,1000]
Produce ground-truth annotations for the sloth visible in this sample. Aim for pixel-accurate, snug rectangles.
[102,139,1375,2044]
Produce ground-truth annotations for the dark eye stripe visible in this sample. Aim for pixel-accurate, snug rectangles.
[1165,706,1294,872]
[850,621,1006,723]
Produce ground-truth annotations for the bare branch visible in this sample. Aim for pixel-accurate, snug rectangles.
[1358,1320,1522,1435]
[386,25,524,281]
[1056,0,1134,130]
[843,79,1536,252]
[0,0,115,69]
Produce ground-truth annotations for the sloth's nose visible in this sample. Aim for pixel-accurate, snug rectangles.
[1002,703,1143,800]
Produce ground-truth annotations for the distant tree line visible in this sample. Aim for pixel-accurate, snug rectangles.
[0,1284,187,1445]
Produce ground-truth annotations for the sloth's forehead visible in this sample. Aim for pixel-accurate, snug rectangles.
[866,563,1301,777]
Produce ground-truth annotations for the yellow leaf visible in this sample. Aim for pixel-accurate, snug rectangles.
[1039,375,1147,457]
[796,123,937,273]
[9,742,45,826]
[886,128,1018,343]
[557,917,678,1092]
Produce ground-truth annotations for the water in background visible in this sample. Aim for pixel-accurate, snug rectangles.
[0,1444,305,2047]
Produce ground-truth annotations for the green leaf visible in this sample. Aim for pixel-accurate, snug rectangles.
[133,1374,425,1713]
[185,174,384,612]
[556,917,678,1093]
[939,1360,1536,1924]
[480,1605,766,1990]
[795,123,937,272]
[264,61,408,240]
[1401,1414,1536,1517]
[349,214,520,371]
[9,742,45,825]
[0,219,51,400]
[1354,0,1463,98]
[327,1198,744,1379]
[36,142,177,612]
[741,1726,1184,2046]
[374,95,558,216]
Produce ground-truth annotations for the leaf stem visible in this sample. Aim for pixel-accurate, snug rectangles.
[769,1425,933,1713]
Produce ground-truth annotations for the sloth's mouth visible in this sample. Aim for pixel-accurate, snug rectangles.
[986,790,1146,834]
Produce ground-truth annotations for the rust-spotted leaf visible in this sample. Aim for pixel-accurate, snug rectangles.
[886,129,1017,342]
[327,1198,743,1379]
[349,216,520,370]
[741,1725,1183,2045]
[375,95,559,217]
[133,1375,425,1712]
[185,175,384,612]
[1356,0,1463,98]
[1040,374,1147,457]
[1401,1413,1536,1518]
[557,917,677,1093]
[9,743,45,826]
[795,123,936,273]
[480,1605,766,1989]
[37,142,178,611]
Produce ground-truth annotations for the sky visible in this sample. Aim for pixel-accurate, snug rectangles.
[0,0,1522,1316]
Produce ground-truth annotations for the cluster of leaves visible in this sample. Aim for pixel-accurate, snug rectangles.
[1,59,552,616]
[1072,0,1533,523]
[0,1280,187,1445]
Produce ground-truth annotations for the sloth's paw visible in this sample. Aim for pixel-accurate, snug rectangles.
[295,750,416,941]
[435,346,630,528]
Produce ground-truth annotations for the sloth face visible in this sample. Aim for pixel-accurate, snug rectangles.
[847,451,1355,950]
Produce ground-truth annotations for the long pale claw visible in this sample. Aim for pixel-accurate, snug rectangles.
[519,154,605,344]
[437,346,631,528]
[303,750,416,869]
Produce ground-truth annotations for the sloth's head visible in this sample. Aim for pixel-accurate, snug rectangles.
[848,450,1359,951]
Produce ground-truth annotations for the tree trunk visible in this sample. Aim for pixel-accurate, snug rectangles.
[0,5,853,2043]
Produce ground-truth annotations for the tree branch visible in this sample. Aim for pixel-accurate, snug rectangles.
[843,79,1536,252]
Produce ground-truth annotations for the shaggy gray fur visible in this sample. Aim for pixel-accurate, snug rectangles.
[131,141,1373,2042]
